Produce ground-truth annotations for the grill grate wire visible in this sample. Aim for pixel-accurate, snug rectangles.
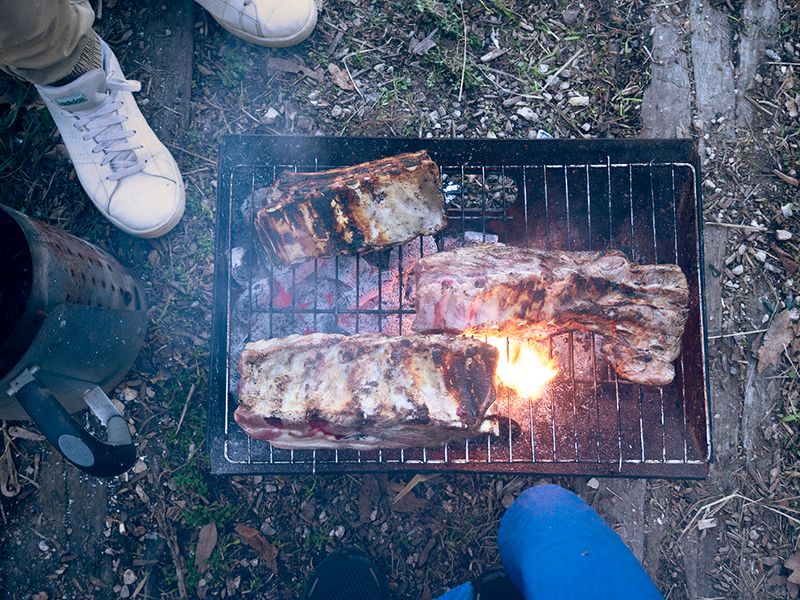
[209,137,710,478]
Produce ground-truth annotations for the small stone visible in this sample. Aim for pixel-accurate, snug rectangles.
[119,585,130,599]
[697,517,716,530]
[581,123,591,132]
[334,525,345,538]
[703,178,716,189]
[731,264,744,276]
[516,107,536,121]
[562,8,580,25]
[264,484,277,493]
[123,570,137,586]
[568,95,590,107]
[330,105,343,118]
[755,250,767,262]
[776,229,792,240]
[262,107,280,125]
[587,477,600,490]
[132,459,147,474]
[538,63,549,74]
[749,529,760,541]
[38,540,49,552]
[122,388,137,402]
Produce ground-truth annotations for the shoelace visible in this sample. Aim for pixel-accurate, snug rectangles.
[71,76,146,181]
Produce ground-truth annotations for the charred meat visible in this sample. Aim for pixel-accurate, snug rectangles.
[235,333,498,449]
[254,151,447,265]
[412,245,689,386]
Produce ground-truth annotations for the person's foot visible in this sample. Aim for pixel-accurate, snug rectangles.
[36,39,185,239]
[302,548,389,600]
[473,568,524,600]
[194,0,318,47]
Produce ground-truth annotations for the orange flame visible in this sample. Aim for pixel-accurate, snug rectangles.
[482,336,559,399]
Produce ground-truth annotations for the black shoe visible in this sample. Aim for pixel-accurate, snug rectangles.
[473,567,523,600]
[302,547,390,600]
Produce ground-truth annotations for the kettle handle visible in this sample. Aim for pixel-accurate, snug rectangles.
[10,370,135,477]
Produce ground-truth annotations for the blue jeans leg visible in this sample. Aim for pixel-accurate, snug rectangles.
[497,484,663,600]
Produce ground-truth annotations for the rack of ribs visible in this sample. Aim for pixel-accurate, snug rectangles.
[254,151,447,265]
[235,333,498,449]
[412,245,689,386]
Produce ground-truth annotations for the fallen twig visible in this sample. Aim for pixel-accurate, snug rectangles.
[704,221,768,232]
[708,328,768,340]
[175,383,195,435]
[458,1,467,102]
[541,48,584,92]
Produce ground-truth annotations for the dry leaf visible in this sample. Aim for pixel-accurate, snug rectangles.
[389,483,431,513]
[758,309,799,372]
[235,524,278,574]
[0,450,19,497]
[195,522,218,573]
[771,243,799,274]
[328,63,354,91]
[267,57,323,83]
[410,30,437,56]
[786,550,800,572]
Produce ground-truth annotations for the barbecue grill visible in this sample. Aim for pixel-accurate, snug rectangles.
[209,136,710,478]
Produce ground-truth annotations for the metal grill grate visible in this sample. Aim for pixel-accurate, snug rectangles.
[209,136,711,478]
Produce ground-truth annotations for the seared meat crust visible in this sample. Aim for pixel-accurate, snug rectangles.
[413,245,689,386]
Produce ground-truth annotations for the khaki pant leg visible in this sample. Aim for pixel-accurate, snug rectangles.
[0,0,95,85]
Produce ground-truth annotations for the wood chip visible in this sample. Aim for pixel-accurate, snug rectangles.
[194,522,217,573]
[358,475,379,524]
[328,63,354,91]
[774,169,799,186]
[417,534,438,567]
[480,48,507,63]
[7,426,44,441]
[235,524,278,574]
[568,95,590,107]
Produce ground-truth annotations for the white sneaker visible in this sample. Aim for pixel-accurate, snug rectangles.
[195,0,318,47]
[36,40,185,239]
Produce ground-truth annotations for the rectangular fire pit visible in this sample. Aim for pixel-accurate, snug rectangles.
[208,136,710,478]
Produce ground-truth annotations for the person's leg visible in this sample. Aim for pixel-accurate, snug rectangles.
[0,1,185,238]
[0,0,98,85]
[193,0,318,47]
[497,484,663,599]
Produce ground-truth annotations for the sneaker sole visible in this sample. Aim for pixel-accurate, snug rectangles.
[210,6,318,48]
[109,182,186,239]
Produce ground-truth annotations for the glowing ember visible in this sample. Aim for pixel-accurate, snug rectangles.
[482,336,558,399]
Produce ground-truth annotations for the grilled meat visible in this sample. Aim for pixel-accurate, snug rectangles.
[412,245,689,386]
[235,333,498,449]
[254,151,447,265]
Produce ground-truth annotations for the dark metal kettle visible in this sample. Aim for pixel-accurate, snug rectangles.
[0,204,148,477]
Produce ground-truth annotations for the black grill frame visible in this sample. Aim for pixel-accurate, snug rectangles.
[208,136,710,478]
